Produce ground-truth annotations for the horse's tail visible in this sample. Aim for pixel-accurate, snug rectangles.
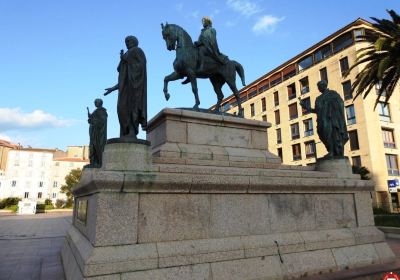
[233,61,246,87]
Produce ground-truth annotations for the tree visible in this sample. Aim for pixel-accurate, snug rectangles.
[347,10,400,106]
[352,165,371,180]
[61,168,82,207]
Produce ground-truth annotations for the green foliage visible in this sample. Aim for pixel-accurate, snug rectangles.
[5,205,18,212]
[0,197,21,209]
[60,168,81,206]
[346,9,400,106]
[36,204,45,213]
[55,199,65,209]
[375,214,400,227]
[44,198,53,205]
[352,166,371,180]
[45,204,54,210]
[373,207,391,215]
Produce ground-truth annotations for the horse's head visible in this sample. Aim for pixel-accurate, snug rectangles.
[161,23,177,51]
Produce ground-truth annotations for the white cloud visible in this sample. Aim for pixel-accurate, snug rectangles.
[0,133,11,142]
[225,20,236,27]
[252,15,284,34]
[0,108,73,131]
[226,0,263,17]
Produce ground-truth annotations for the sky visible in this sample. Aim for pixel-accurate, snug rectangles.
[0,0,399,150]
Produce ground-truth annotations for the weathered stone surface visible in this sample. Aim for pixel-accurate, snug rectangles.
[121,263,211,280]
[102,143,152,171]
[351,226,385,245]
[138,194,211,243]
[315,158,355,179]
[374,242,396,263]
[299,228,355,251]
[354,192,375,226]
[210,194,271,238]
[281,249,337,278]
[157,237,243,267]
[332,244,380,269]
[210,256,282,280]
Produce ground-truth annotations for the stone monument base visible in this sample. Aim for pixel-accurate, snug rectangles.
[62,109,395,280]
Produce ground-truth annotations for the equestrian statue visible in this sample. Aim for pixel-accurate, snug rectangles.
[161,17,246,116]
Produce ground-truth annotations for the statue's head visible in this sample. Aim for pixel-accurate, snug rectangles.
[161,22,176,51]
[94,98,103,108]
[202,16,212,27]
[317,80,328,92]
[125,36,138,49]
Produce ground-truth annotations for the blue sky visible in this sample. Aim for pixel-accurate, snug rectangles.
[0,0,398,150]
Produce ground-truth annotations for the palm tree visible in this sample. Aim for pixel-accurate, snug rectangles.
[347,9,400,106]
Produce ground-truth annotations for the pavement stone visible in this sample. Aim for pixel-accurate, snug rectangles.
[0,212,71,280]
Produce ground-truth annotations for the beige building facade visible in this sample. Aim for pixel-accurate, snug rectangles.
[217,19,400,210]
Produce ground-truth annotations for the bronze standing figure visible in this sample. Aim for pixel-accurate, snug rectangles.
[87,99,107,168]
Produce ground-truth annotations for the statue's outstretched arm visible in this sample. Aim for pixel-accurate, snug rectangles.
[104,84,118,96]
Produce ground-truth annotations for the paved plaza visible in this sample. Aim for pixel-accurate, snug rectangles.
[0,212,71,280]
[0,212,400,280]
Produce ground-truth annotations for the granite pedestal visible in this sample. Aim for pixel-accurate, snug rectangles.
[61,108,395,280]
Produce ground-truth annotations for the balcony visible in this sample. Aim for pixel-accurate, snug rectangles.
[388,169,400,176]
[304,130,314,137]
[384,142,396,149]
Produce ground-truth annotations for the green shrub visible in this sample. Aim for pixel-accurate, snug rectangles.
[44,199,52,205]
[373,207,392,215]
[5,205,18,212]
[0,197,21,209]
[36,204,45,213]
[375,215,400,227]
[45,204,54,210]
[55,199,65,209]
[65,198,73,208]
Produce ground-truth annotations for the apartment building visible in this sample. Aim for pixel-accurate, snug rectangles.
[0,145,88,203]
[216,18,400,210]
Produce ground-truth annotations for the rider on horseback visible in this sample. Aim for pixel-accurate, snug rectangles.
[195,17,229,71]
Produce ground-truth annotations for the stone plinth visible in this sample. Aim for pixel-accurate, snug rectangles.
[61,109,395,280]
[316,158,354,179]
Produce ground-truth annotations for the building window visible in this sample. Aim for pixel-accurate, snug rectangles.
[276,128,282,144]
[303,118,314,136]
[352,156,361,167]
[277,148,283,160]
[24,192,29,199]
[39,181,43,188]
[354,29,364,41]
[382,128,396,148]
[314,44,332,63]
[289,103,298,120]
[250,103,255,117]
[28,160,33,167]
[52,193,57,198]
[342,80,352,100]
[261,98,266,112]
[287,83,296,100]
[55,162,60,167]
[378,102,391,122]
[291,123,300,140]
[386,154,399,176]
[301,97,311,115]
[339,57,349,76]
[14,160,19,166]
[346,105,356,125]
[305,141,316,158]
[292,144,302,161]
[262,115,267,122]
[298,55,313,71]
[274,110,280,125]
[375,81,387,97]
[332,32,353,53]
[273,91,279,106]
[348,130,360,151]
[320,67,328,82]
[11,180,16,187]
[300,77,309,94]
[53,181,58,188]
[38,192,42,199]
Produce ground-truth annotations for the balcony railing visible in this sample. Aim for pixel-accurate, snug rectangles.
[304,130,314,137]
[388,169,400,176]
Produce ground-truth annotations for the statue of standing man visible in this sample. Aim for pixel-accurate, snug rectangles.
[87,99,108,168]
[300,80,348,158]
[104,36,147,140]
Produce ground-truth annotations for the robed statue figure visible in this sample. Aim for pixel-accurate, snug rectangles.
[87,99,107,168]
[104,35,147,140]
[300,80,349,158]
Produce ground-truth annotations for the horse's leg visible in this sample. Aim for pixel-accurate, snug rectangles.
[163,71,182,101]
[225,74,244,117]
[210,76,225,113]
[187,70,200,109]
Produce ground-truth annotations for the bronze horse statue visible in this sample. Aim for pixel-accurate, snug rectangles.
[161,23,245,116]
